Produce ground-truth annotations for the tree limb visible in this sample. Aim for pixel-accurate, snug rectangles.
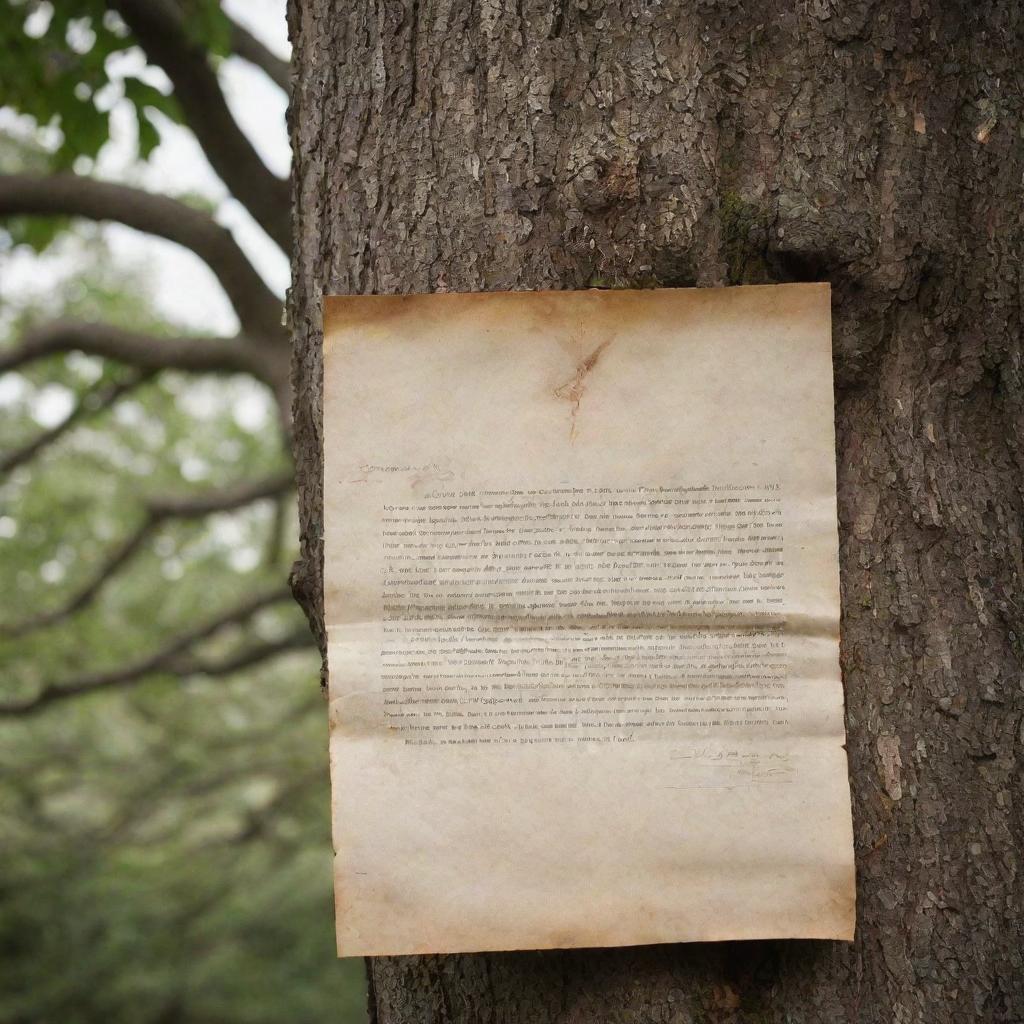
[0,588,307,716]
[0,319,287,388]
[227,16,290,92]
[1,368,154,474]
[107,0,291,252]
[146,469,296,518]
[0,173,282,340]
[180,630,310,679]
[4,518,155,639]
[0,470,295,638]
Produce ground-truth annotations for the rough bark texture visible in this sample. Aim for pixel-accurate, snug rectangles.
[287,1,1024,1020]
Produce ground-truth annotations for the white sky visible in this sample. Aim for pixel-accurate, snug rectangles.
[0,0,291,337]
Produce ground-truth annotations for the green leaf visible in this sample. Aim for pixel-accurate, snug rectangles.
[122,77,184,158]
[4,215,71,253]
[137,110,159,158]
[122,77,181,124]
[0,1,189,168]
[179,0,232,57]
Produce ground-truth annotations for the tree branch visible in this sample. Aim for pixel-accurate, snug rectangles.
[228,16,290,93]
[147,470,296,518]
[1,368,153,474]
[0,173,282,340]
[0,319,287,388]
[0,470,295,638]
[108,0,291,252]
[180,630,310,678]
[4,518,155,639]
[0,588,307,716]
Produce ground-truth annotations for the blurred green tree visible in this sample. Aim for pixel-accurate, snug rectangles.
[0,2,364,1020]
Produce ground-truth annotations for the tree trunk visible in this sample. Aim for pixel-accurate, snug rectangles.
[287,1,1024,1020]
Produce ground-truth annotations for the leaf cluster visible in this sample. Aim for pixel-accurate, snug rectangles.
[0,239,364,1022]
[0,0,232,173]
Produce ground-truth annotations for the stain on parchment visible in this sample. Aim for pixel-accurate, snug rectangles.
[553,336,613,440]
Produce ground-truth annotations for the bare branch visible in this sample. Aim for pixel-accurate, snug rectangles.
[1,470,295,638]
[1,368,153,474]
[179,630,311,679]
[147,469,296,519]
[228,16,290,92]
[3,519,156,639]
[0,588,306,716]
[108,0,291,252]
[0,319,287,387]
[0,173,282,339]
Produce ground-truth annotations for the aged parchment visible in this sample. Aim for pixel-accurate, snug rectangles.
[323,284,855,956]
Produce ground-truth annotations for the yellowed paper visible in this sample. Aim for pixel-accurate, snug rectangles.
[323,284,855,956]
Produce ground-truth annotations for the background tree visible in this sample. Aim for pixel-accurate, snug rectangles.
[288,0,1023,1022]
[0,2,364,1020]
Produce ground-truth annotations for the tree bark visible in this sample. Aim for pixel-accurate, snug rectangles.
[287,1,1024,1020]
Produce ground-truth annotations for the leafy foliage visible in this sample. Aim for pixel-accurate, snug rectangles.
[0,242,366,1023]
[179,0,233,56]
[0,4,368,1021]
[3,1,178,164]
[1,0,233,174]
